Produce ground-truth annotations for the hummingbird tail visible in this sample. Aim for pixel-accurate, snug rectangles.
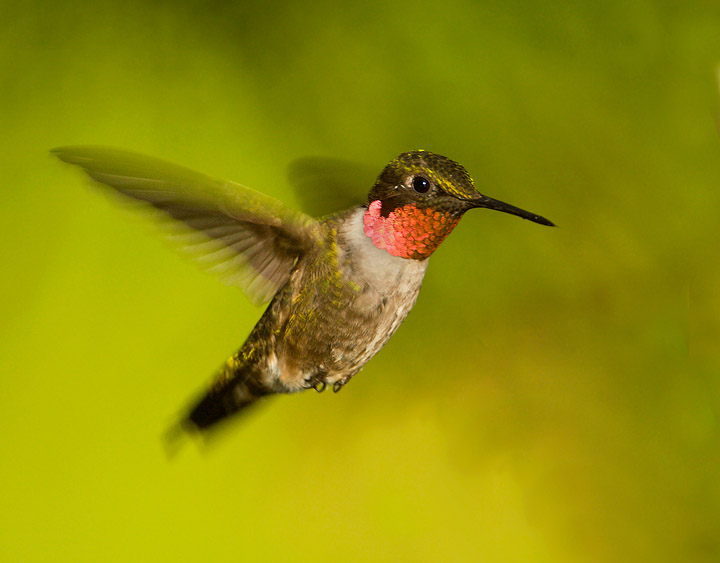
[184,366,269,432]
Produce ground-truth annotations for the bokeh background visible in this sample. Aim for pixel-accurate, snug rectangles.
[2,1,720,561]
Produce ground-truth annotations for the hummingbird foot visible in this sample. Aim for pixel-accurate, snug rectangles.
[332,377,350,393]
[303,374,327,393]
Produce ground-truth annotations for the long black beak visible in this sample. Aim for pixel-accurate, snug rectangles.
[471,194,555,226]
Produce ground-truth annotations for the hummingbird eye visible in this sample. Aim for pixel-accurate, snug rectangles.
[411,176,430,193]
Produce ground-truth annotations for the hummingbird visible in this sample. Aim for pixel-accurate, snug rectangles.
[53,147,554,433]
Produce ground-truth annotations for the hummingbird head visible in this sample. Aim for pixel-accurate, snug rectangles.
[363,150,554,260]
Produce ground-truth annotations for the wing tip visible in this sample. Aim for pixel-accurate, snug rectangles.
[50,145,72,162]
[51,145,103,166]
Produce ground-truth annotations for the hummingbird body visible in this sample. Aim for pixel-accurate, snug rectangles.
[54,147,553,432]
[196,206,428,428]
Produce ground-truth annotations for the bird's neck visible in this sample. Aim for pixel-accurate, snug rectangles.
[362,200,460,260]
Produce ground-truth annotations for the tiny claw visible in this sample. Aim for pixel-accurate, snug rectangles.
[333,381,343,393]
[303,375,325,392]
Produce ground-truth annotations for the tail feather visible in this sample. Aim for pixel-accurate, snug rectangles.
[187,390,242,430]
[185,368,269,432]
[163,359,271,457]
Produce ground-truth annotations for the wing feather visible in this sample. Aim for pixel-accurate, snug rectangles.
[53,146,321,304]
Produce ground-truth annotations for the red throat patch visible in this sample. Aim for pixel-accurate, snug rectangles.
[363,200,461,259]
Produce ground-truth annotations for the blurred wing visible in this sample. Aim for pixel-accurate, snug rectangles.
[53,146,321,305]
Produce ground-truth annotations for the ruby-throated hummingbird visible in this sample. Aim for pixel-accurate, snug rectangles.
[54,147,554,433]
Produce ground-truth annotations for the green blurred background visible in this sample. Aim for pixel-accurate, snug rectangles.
[2,0,720,560]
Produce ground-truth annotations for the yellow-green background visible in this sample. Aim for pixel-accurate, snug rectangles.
[2,1,719,561]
